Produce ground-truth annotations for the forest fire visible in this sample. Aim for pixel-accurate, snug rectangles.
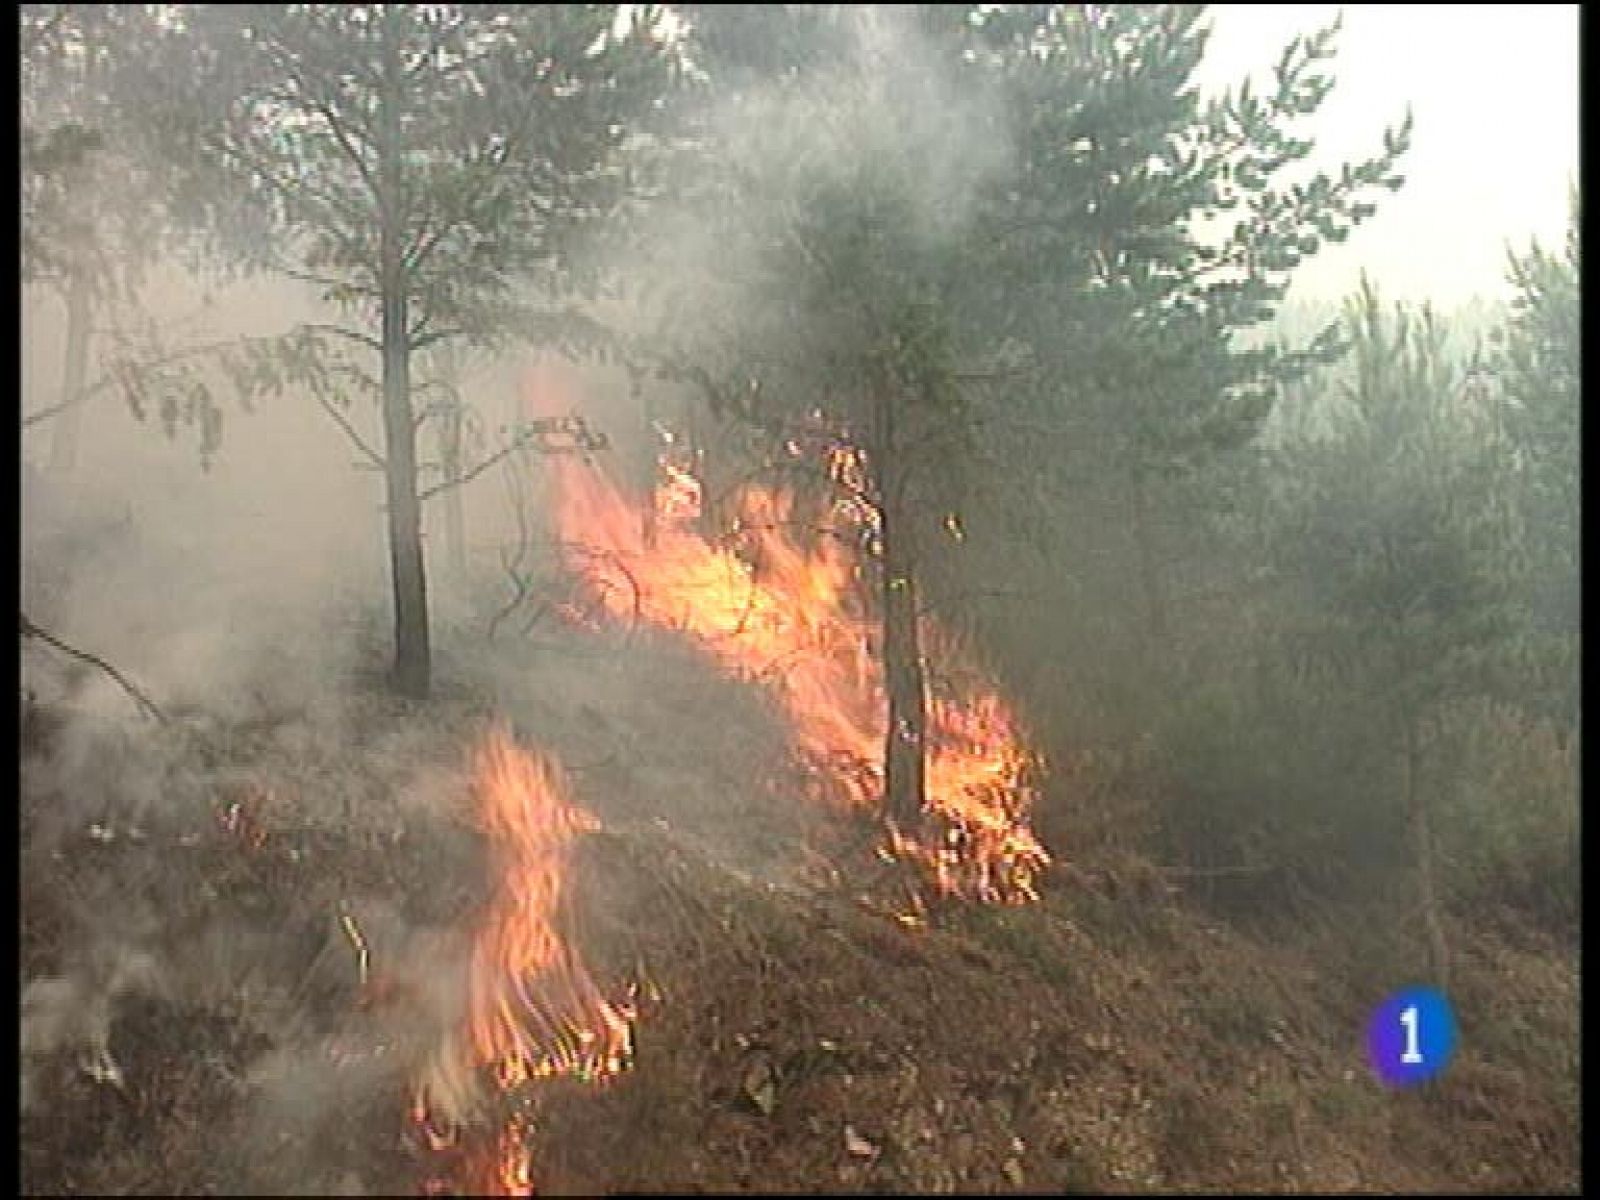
[547,433,1049,906]
[413,728,634,1196]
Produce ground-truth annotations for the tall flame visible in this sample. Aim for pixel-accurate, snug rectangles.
[414,728,634,1196]
[544,417,1050,906]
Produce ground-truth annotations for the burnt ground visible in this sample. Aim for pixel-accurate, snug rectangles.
[18,624,1581,1196]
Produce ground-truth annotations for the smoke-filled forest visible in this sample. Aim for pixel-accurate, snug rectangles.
[20,5,1578,1195]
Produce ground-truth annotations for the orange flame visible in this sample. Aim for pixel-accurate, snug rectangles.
[468,732,634,1090]
[543,404,1050,906]
[414,728,634,1196]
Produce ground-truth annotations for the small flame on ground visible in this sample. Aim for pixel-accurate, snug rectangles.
[413,728,635,1195]
[218,788,271,850]
[545,418,1050,907]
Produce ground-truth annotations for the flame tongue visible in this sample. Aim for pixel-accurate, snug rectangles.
[416,728,634,1196]
[469,733,633,1090]
[548,426,1050,907]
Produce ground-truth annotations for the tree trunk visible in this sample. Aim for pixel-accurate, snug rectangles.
[875,385,927,831]
[1403,714,1449,986]
[48,268,93,474]
[380,281,430,698]
[378,18,430,699]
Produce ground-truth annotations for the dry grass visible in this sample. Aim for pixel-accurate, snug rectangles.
[19,625,1580,1195]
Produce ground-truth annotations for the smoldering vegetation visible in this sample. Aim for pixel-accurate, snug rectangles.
[21,3,1578,1195]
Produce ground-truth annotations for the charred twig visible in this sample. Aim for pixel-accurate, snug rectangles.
[20,613,166,723]
[488,560,537,641]
[555,541,644,633]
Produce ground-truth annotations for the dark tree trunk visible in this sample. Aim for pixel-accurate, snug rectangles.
[49,269,93,474]
[380,276,430,698]
[875,385,927,831]
[378,17,430,699]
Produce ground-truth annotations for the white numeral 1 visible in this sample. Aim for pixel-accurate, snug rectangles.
[1400,1005,1423,1064]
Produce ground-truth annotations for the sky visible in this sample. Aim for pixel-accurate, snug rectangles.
[1193,4,1580,310]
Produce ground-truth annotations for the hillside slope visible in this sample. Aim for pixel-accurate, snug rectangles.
[19,623,1579,1195]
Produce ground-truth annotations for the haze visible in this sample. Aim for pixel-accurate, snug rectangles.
[1198,4,1579,307]
[20,5,1580,1194]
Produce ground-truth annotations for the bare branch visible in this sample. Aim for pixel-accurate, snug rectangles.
[410,324,469,353]
[556,540,644,633]
[410,379,459,430]
[298,321,382,353]
[210,134,376,275]
[272,259,381,299]
[405,213,456,275]
[20,612,166,723]
[420,440,523,502]
[23,332,276,431]
[312,95,382,202]
[314,392,386,470]
[23,398,74,428]
[214,133,366,233]
[404,120,531,273]
[419,416,605,503]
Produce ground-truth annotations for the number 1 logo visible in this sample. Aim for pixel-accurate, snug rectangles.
[1399,1004,1423,1064]
[1369,987,1456,1086]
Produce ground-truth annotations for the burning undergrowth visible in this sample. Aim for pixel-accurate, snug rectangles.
[19,615,1580,1195]
[21,373,1572,1196]
[545,424,1051,912]
[412,727,638,1196]
[21,367,1059,1194]
[20,682,491,1196]
[19,605,820,1196]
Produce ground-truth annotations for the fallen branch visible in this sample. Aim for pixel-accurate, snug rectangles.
[19,613,167,724]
